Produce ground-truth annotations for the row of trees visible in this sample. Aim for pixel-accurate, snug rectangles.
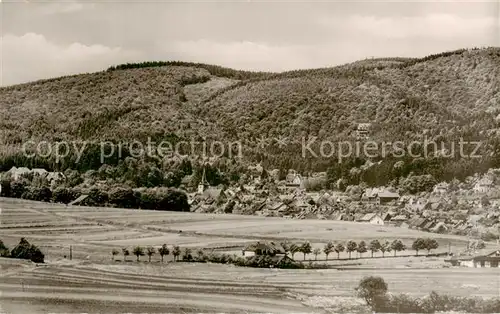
[113,244,185,262]
[111,245,306,269]
[0,238,45,263]
[281,238,439,261]
[0,177,190,212]
[111,238,440,264]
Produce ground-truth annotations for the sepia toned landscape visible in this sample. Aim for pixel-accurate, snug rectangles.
[2,1,500,313]
[1,197,499,313]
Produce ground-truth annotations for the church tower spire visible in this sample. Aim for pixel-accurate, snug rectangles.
[198,164,209,193]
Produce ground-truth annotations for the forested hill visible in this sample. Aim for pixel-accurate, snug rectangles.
[1,47,499,187]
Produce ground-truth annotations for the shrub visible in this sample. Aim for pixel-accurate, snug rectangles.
[26,187,52,202]
[137,190,160,209]
[0,240,10,257]
[10,180,28,198]
[82,188,109,206]
[109,187,136,208]
[10,238,44,263]
[0,179,12,197]
[157,188,190,212]
[356,276,388,308]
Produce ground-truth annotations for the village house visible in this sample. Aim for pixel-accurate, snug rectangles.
[362,188,400,205]
[446,249,500,268]
[357,213,384,225]
[473,177,494,193]
[433,182,449,194]
[284,170,305,192]
[355,123,371,140]
[242,241,286,257]
[375,190,400,204]
[7,166,31,181]
[389,214,408,226]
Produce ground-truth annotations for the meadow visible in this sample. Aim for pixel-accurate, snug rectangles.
[1,198,499,313]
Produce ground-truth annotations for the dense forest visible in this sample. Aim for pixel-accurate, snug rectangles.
[0,47,499,191]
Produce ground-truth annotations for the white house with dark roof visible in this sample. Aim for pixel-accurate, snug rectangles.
[473,177,494,193]
[357,213,384,225]
[7,166,31,181]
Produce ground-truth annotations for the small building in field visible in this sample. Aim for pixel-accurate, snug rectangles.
[242,241,286,257]
[445,249,500,268]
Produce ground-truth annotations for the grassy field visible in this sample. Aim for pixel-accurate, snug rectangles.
[1,198,499,313]
[0,198,474,262]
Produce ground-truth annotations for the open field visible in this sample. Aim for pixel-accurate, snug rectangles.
[0,198,474,261]
[1,198,500,313]
[1,259,500,313]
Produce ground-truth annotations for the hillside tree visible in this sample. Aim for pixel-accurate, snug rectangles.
[122,248,130,261]
[323,241,334,260]
[335,243,345,259]
[313,248,321,260]
[346,240,357,259]
[424,238,439,255]
[172,245,181,261]
[391,239,406,257]
[357,241,367,258]
[412,238,426,256]
[146,246,156,262]
[133,246,145,261]
[369,240,381,258]
[158,244,170,262]
[300,242,312,260]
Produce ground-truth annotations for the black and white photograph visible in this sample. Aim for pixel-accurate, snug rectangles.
[0,0,499,313]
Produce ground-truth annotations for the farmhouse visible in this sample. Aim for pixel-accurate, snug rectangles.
[285,171,305,192]
[433,182,449,194]
[446,249,500,268]
[357,213,384,225]
[374,190,400,204]
[242,241,286,257]
[355,123,371,140]
[473,177,494,193]
[8,166,31,181]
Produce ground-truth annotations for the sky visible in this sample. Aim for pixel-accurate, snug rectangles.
[1,0,499,86]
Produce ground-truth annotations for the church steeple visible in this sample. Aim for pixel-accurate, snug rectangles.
[198,165,209,193]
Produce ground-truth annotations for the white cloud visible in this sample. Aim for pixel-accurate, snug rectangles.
[166,40,314,72]
[319,14,498,41]
[1,33,138,86]
[38,2,86,15]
